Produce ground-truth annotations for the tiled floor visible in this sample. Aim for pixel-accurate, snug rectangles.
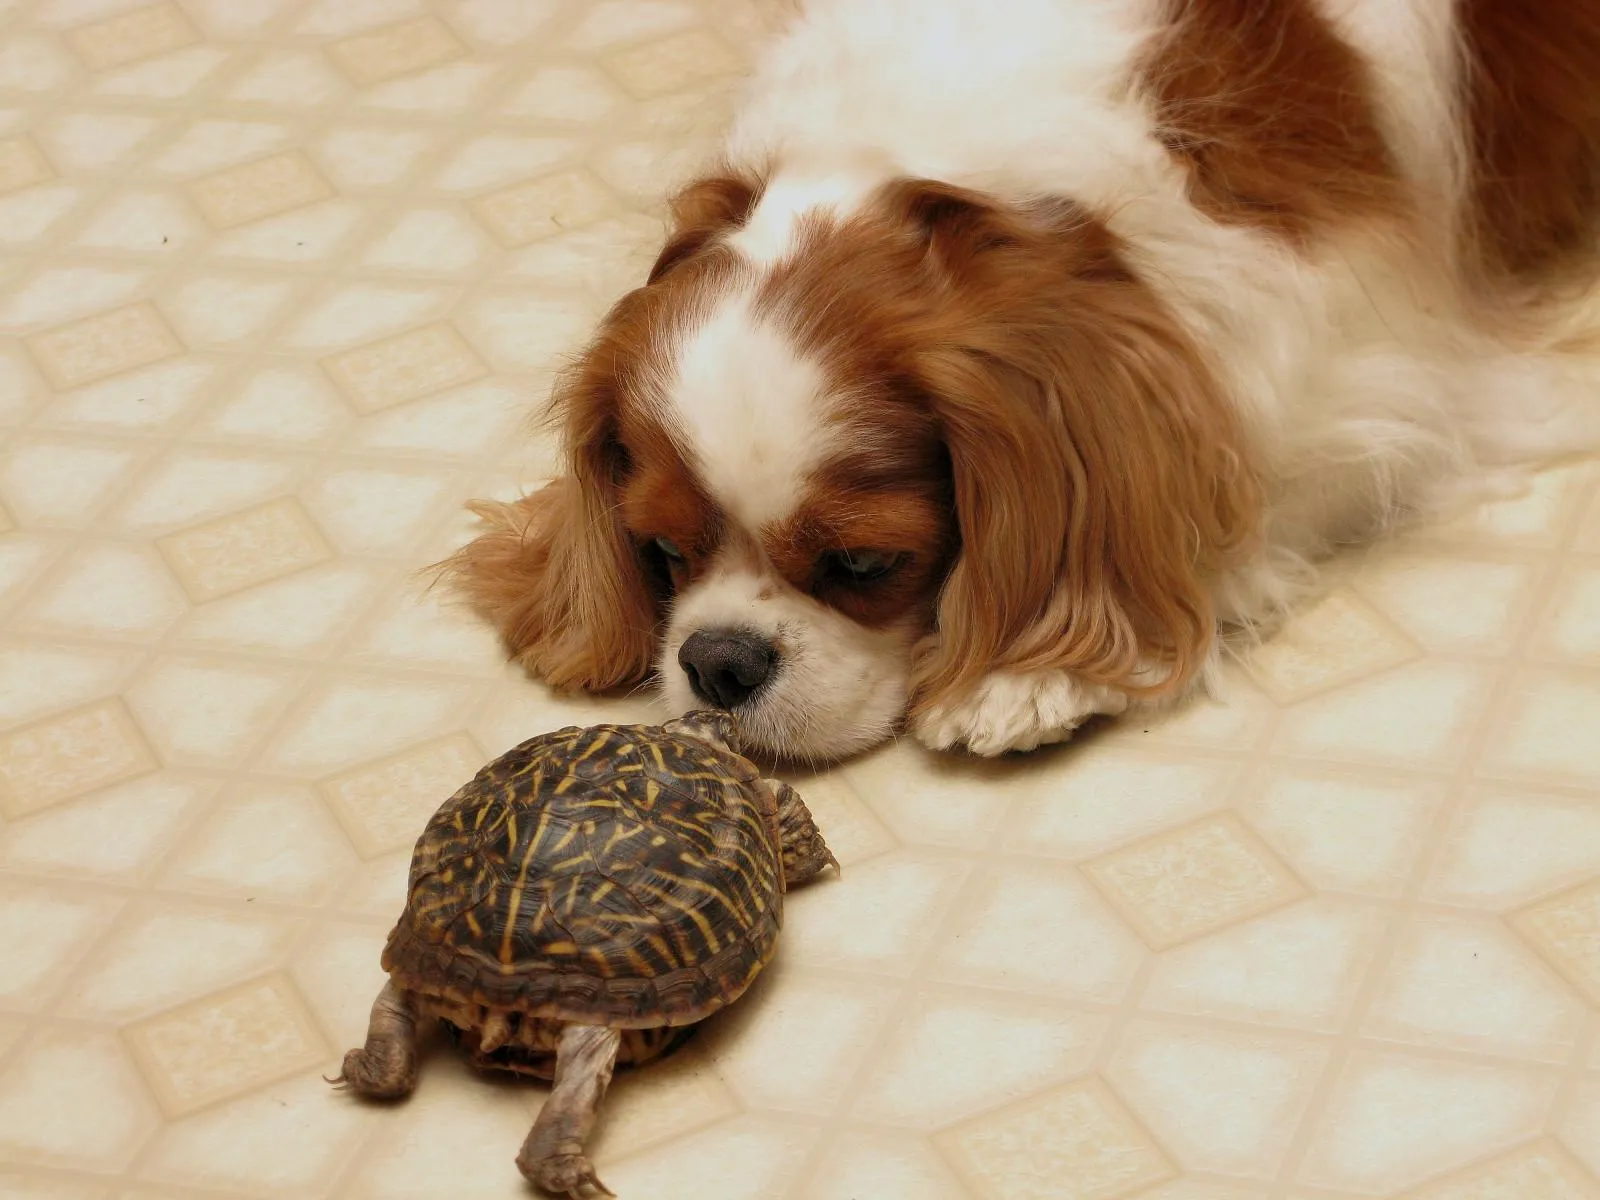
[1,2,1599,1198]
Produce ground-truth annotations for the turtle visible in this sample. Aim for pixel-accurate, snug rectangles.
[330,710,837,1197]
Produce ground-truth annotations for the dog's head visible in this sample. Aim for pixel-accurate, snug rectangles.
[446,170,1259,760]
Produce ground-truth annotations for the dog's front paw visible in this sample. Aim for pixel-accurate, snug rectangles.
[913,669,1128,756]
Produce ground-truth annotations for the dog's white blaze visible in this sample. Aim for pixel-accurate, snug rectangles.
[729,169,878,265]
[664,289,835,529]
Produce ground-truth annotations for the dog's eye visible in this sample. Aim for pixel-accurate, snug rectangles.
[639,536,688,595]
[820,548,903,585]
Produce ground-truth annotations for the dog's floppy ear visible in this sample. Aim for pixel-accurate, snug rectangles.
[888,181,1262,713]
[439,324,659,692]
[441,169,766,691]
[648,171,764,283]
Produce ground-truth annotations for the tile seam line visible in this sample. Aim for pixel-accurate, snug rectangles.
[776,859,996,1198]
[1534,475,1600,1148]
[287,3,643,1194]
[0,25,676,1115]
[2,13,685,760]
[0,4,732,1195]
[1269,474,1597,1192]
[0,18,268,1084]
[12,5,628,555]
[0,16,573,1191]
[3,5,570,796]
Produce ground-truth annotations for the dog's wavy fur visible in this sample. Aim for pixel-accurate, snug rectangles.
[443,0,1600,760]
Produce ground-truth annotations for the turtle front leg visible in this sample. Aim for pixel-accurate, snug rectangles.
[516,1023,622,1198]
[329,979,420,1099]
[771,781,839,888]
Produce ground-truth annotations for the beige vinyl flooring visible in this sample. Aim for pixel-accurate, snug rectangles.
[2,1,1600,1197]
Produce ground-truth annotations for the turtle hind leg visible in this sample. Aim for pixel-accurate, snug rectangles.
[516,1023,622,1198]
[328,979,421,1100]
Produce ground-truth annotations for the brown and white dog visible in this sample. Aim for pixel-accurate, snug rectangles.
[447,0,1600,761]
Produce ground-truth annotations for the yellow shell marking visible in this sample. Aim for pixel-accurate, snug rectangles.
[603,823,646,855]
[547,822,580,854]
[401,724,782,1006]
[498,807,549,966]
[631,878,721,957]
[621,945,653,976]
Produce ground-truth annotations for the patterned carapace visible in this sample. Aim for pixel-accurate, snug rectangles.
[382,722,784,1028]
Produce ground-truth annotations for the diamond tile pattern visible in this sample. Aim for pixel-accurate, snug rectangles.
[65,3,199,72]
[0,2,1595,1196]
[186,151,334,229]
[26,302,182,388]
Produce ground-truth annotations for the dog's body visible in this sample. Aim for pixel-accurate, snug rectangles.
[449,0,1600,761]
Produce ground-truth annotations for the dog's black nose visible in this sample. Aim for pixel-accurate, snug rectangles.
[678,629,776,709]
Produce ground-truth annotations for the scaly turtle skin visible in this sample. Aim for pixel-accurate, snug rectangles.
[331,711,836,1197]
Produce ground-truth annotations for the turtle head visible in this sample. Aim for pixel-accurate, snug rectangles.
[663,710,742,755]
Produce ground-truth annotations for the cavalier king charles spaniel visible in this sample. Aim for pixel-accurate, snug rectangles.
[446,0,1600,761]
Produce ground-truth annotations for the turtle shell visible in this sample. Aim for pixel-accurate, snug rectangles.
[382,722,784,1029]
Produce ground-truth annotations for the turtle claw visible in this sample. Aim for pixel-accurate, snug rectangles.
[521,1151,610,1197]
[330,1046,415,1100]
